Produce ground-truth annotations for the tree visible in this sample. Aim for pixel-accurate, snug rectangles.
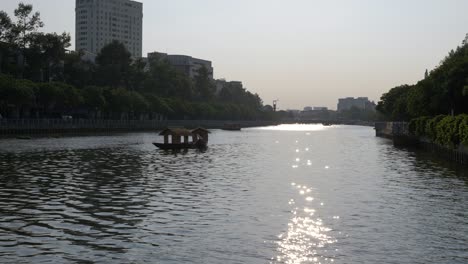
[0,4,269,121]
[0,11,11,73]
[0,75,36,118]
[128,58,147,91]
[10,3,44,49]
[129,91,149,113]
[145,94,173,117]
[376,85,412,121]
[0,11,13,43]
[63,51,94,88]
[194,66,215,100]
[0,3,43,77]
[25,32,71,81]
[35,82,65,116]
[95,40,131,87]
[338,106,376,121]
[377,35,468,120]
[83,86,106,110]
[143,55,194,99]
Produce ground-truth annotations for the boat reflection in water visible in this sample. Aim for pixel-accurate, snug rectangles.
[153,127,210,150]
[222,123,242,131]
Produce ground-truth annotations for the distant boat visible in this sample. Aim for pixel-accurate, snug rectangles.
[16,136,32,140]
[222,123,241,131]
[153,127,210,150]
[322,122,333,126]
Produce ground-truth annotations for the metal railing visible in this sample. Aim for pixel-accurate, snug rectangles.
[0,118,277,135]
[374,122,410,137]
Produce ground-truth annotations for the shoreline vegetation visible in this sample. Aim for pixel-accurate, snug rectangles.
[0,119,375,138]
[0,3,380,131]
[0,3,284,122]
[376,34,468,148]
[408,115,468,149]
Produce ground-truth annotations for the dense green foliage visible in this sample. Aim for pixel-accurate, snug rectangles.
[408,115,468,147]
[0,3,271,120]
[378,35,468,148]
[377,36,468,121]
[0,3,70,81]
[336,106,377,121]
[0,74,269,120]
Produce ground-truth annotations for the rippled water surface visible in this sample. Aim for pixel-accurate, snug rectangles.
[0,125,467,263]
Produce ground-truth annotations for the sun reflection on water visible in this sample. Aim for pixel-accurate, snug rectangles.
[272,123,338,263]
[273,183,338,264]
[257,124,328,131]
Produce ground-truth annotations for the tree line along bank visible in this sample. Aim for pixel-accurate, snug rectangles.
[377,34,468,149]
[0,3,277,121]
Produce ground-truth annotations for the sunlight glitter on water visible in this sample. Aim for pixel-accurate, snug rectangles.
[257,124,328,131]
[274,183,337,264]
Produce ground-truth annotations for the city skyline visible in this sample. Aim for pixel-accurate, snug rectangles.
[2,0,468,110]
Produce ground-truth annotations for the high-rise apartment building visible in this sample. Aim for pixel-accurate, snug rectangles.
[75,0,143,59]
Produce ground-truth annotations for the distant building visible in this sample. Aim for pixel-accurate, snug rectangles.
[215,79,242,94]
[313,107,328,111]
[337,97,376,112]
[148,52,213,79]
[286,109,301,119]
[304,106,328,111]
[300,107,333,120]
[75,0,143,60]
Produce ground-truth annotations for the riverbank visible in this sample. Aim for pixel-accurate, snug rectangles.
[0,118,377,138]
[375,121,468,165]
[0,119,280,137]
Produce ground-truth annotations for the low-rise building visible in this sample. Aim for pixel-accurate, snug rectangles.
[147,52,213,79]
[215,79,242,94]
[286,109,301,119]
[313,106,328,111]
[300,108,333,120]
[303,106,328,111]
[337,97,375,112]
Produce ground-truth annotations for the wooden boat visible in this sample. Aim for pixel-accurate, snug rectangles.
[153,127,210,150]
[153,142,205,150]
[222,123,241,131]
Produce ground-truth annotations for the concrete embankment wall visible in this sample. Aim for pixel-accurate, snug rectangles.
[0,119,278,137]
[375,121,468,165]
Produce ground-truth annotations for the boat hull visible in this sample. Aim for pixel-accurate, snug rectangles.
[153,142,207,150]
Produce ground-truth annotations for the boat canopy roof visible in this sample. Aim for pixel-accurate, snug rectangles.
[159,127,211,136]
[191,127,211,134]
[159,128,192,136]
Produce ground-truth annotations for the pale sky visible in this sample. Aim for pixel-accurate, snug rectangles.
[2,0,468,110]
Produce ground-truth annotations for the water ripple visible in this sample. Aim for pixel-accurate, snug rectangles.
[0,128,466,263]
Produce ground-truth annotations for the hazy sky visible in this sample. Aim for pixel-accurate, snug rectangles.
[2,0,468,110]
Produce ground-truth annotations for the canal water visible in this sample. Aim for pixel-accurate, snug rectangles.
[0,125,466,264]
